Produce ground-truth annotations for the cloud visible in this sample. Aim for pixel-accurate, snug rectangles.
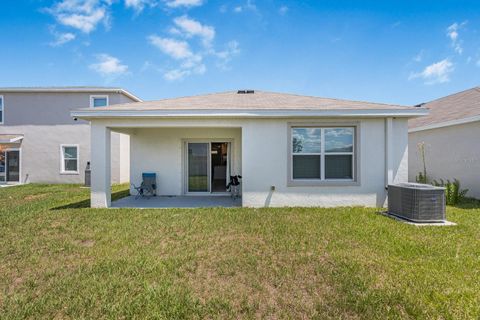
[47,0,110,34]
[173,15,215,47]
[413,49,425,63]
[278,5,288,15]
[148,35,205,80]
[49,30,76,46]
[234,0,257,13]
[446,21,467,54]
[148,35,193,59]
[409,59,454,84]
[125,0,156,12]
[165,0,203,8]
[214,40,240,70]
[89,54,129,77]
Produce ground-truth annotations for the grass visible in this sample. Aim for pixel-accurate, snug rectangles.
[1,184,480,319]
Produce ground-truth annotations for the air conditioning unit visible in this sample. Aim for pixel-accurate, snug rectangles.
[388,183,446,223]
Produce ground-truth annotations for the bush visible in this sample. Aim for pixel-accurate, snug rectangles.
[432,179,468,205]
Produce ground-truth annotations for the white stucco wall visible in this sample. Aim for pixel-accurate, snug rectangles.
[95,116,409,208]
[128,127,242,195]
[409,121,480,199]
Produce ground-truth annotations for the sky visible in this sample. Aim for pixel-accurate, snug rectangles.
[1,0,480,105]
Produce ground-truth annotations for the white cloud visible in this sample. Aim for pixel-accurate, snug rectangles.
[409,59,454,84]
[148,35,206,80]
[50,30,76,46]
[413,49,425,63]
[173,15,215,47]
[148,35,193,59]
[279,5,288,15]
[446,21,467,54]
[125,0,156,12]
[234,0,257,13]
[89,54,129,77]
[47,0,110,34]
[165,0,203,8]
[214,40,240,70]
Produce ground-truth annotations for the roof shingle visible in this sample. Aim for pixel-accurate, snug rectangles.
[409,87,480,129]
[91,90,415,111]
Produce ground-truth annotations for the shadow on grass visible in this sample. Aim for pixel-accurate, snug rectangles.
[51,189,130,210]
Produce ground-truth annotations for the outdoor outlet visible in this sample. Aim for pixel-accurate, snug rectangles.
[271,186,275,191]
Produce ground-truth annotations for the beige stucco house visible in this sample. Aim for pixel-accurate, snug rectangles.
[72,90,427,208]
[0,87,141,184]
[409,87,480,199]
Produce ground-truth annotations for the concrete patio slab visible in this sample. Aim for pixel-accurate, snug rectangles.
[112,195,242,209]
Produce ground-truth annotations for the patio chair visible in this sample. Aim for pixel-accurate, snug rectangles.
[226,175,242,200]
[131,172,157,199]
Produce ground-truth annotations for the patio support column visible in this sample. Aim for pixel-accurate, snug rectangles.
[91,123,111,208]
[385,117,394,187]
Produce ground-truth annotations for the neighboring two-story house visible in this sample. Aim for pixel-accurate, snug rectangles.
[0,87,141,184]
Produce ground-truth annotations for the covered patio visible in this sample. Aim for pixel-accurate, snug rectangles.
[112,195,242,209]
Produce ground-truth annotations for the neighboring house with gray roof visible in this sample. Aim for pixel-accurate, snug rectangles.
[71,90,427,208]
[0,87,141,184]
[409,87,480,198]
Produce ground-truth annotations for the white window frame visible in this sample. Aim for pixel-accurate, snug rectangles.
[60,144,80,174]
[288,123,360,187]
[90,95,109,108]
[0,95,4,124]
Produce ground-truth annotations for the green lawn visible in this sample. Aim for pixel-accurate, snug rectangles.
[1,184,479,319]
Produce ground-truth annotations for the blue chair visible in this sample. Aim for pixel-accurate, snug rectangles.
[132,172,157,199]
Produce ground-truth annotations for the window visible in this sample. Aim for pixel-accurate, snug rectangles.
[60,145,79,174]
[90,95,109,108]
[0,95,3,124]
[291,126,356,183]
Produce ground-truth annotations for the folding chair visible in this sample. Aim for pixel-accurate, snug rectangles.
[226,175,242,200]
[131,172,157,199]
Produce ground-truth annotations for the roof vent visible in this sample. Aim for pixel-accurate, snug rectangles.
[414,102,426,108]
[237,89,254,94]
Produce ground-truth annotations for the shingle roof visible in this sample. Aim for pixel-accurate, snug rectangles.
[92,90,414,111]
[0,87,142,102]
[409,87,480,129]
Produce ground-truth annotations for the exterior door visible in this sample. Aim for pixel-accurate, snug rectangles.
[187,143,210,193]
[6,150,20,182]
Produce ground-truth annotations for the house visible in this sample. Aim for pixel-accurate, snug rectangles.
[71,90,428,208]
[0,87,141,184]
[409,87,480,199]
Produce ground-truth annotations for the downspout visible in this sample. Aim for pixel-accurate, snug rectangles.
[385,117,394,188]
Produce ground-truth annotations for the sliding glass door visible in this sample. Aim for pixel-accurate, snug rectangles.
[187,143,210,192]
[186,142,230,194]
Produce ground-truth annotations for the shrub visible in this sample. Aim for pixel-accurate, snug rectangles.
[432,179,469,205]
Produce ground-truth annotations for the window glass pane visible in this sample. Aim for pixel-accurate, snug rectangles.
[292,128,321,153]
[325,155,353,179]
[293,155,321,179]
[64,159,78,172]
[93,97,108,107]
[325,128,354,153]
[63,147,77,159]
[0,110,2,123]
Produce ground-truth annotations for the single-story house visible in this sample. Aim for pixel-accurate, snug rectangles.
[409,87,480,199]
[71,90,427,208]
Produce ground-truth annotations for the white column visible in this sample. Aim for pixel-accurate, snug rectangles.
[91,123,111,208]
[385,117,394,186]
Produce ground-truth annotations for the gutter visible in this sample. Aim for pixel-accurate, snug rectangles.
[71,108,429,120]
[409,115,480,133]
